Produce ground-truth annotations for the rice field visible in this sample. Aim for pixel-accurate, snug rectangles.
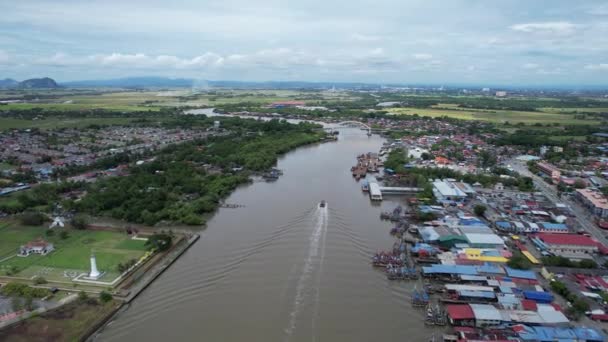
[386,107,601,125]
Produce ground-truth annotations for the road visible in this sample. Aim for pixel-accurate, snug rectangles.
[508,159,608,246]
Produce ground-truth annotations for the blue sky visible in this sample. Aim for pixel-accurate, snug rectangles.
[1,0,607,85]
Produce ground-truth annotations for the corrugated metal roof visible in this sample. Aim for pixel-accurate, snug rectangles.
[465,233,505,245]
[458,290,495,299]
[445,284,494,292]
[422,264,479,275]
[446,305,475,320]
[504,267,537,280]
[537,233,598,247]
[470,304,502,321]
[523,290,554,303]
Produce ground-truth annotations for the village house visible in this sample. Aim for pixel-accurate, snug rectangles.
[19,239,54,256]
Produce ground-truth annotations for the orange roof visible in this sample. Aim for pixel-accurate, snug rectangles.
[435,156,449,164]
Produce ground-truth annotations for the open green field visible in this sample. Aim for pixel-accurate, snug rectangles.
[539,107,608,114]
[1,89,353,111]
[387,107,601,125]
[0,222,147,282]
[0,103,159,111]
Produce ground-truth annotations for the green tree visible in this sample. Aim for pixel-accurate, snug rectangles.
[59,231,69,240]
[507,252,531,270]
[19,211,46,226]
[70,214,89,230]
[33,276,47,285]
[574,179,586,189]
[474,204,487,217]
[145,232,173,252]
[99,291,113,303]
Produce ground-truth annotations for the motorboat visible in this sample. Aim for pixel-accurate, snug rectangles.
[319,200,326,208]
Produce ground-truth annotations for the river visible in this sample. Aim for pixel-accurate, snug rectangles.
[96,113,436,341]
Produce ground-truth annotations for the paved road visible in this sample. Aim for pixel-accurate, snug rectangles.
[508,159,608,246]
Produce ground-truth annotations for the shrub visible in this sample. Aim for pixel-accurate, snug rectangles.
[0,282,50,298]
[33,276,47,285]
[70,214,89,230]
[99,291,113,303]
[19,211,46,226]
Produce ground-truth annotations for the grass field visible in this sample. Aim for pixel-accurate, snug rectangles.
[387,107,601,125]
[539,107,608,113]
[1,89,351,110]
[0,223,147,282]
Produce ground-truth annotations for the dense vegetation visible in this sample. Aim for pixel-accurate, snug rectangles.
[550,280,590,319]
[74,118,324,225]
[0,282,50,298]
[507,252,532,270]
[541,255,598,269]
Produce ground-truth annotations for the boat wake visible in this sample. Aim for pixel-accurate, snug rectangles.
[284,203,328,341]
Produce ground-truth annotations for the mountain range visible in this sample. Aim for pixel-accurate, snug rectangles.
[0,77,60,89]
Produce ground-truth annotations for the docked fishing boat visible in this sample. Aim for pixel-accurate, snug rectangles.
[425,303,435,325]
[372,251,403,267]
[361,180,369,192]
[412,289,430,308]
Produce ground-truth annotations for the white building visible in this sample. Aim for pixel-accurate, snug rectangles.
[19,240,54,256]
[369,182,382,201]
[432,180,468,203]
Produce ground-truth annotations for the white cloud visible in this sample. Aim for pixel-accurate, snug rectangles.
[412,53,433,60]
[369,48,385,56]
[351,33,381,42]
[522,63,540,69]
[0,50,10,64]
[585,63,608,71]
[510,21,577,35]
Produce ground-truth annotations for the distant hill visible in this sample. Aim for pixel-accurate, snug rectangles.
[62,77,195,88]
[18,77,59,89]
[60,77,379,89]
[0,78,18,88]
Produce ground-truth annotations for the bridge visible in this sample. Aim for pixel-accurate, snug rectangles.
[334,121,372,136]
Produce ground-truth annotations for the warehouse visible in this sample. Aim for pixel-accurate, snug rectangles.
[533,233,599,260]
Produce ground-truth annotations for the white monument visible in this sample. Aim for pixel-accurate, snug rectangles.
[89,252,101,280]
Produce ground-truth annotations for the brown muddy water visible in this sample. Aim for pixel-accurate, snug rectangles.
[96,125,437,342]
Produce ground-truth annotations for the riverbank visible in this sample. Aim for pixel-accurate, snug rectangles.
[93,125,441,342]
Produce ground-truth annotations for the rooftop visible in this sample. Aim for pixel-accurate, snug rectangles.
[536,233,599,247]
[577,188,608,210]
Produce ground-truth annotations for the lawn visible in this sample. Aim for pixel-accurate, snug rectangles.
[0,223,147,282]
[387,107,601,125]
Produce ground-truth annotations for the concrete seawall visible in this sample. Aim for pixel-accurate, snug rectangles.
[85,233,200,341]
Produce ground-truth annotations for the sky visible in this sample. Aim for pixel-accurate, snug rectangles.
[1,0,608,86]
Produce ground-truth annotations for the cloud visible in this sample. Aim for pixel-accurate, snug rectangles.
[0,50,10,64]
[510,21,577,35]
[412,53,433,60]
[351,33,381,42]
[522,63,540,69]
[585,63,608,71]
[588,4,608,15]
